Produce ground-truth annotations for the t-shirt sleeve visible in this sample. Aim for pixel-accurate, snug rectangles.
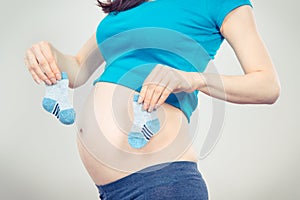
[213,0,253,30]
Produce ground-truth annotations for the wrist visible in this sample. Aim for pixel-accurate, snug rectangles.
[189,72,205,91]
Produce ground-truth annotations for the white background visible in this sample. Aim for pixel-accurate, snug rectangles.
[0,0,299,199]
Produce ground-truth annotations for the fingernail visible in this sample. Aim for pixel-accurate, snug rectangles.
[148,106,153,112]
[138,96,143,104]
[154,104,159,110]
[46,80,52,85]
[36,79,41,84]
[56,73,61,80]
[51,78,56,84]
[143,103,148,110]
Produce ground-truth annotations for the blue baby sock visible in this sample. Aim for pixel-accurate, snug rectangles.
[57,72,76,125]
[42,82,61,119]
[128,94,161,149]
[42,72,76,125]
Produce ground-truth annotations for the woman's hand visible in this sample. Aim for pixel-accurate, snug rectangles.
[138,64,201,112]
[24,41,61,85]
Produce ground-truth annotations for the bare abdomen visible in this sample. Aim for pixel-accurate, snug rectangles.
[76,82,198,185]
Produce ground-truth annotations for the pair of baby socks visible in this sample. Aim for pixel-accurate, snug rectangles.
[128,94,161,149]
[42,76,157,144]
[42,72,76,125]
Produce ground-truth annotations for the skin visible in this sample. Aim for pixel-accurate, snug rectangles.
[24,4,281,184]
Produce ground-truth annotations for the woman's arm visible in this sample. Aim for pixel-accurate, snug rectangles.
[137,6,281,112]
[192,5,281,104]
[56,33,104,88]
[25,33,104,88]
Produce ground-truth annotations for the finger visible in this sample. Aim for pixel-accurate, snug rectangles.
[147,85,164,112]
[142,83,156,111]
[41,42,61,80]
[31,45,55,84]
[30,69,43,85]
[138,84,148,104]
[148,78,170,112]
[138,64,167,104]
[37,43,57,84]
[138,78,157,105]
[156,86,172,109]
[142,69,169,111]
[24,57,41,84]
[27,48,52,85]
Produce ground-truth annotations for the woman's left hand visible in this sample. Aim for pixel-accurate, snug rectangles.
[138,64,199,112]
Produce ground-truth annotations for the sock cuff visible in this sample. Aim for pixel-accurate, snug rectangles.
[61,72,68,80]
[133,94,139,102]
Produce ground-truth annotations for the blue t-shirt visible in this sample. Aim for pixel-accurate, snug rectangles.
[93,0,253,123]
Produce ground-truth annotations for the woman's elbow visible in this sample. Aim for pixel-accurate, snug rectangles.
[265,80,281,104]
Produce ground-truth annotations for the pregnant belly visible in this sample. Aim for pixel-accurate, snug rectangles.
[76,82,198,185]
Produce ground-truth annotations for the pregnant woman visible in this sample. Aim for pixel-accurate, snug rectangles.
[24,0,280,199]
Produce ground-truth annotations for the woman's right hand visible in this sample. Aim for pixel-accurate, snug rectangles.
[24,41,62,85]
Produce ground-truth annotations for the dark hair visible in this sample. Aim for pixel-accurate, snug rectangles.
[96,0,147,13]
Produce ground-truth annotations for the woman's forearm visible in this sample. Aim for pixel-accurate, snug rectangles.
[53,33,104,88]
[191,70,281,104]
[53,49,80,88]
